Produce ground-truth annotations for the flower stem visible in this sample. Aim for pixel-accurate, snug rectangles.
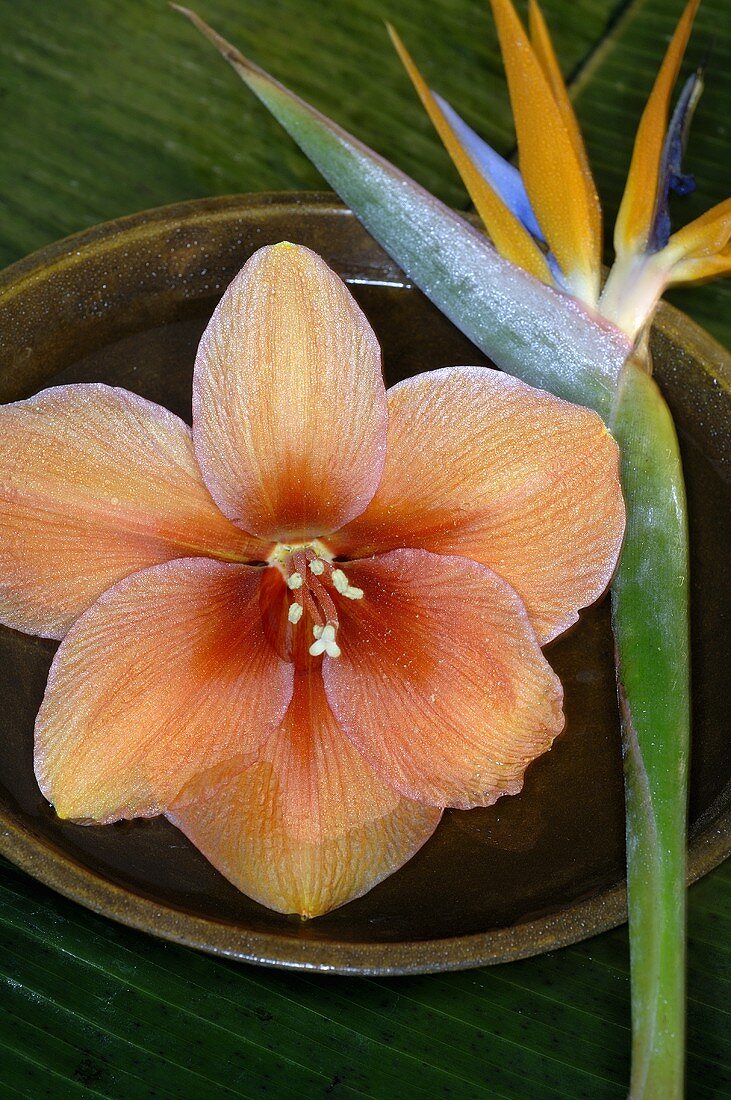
[609,359,689,1099]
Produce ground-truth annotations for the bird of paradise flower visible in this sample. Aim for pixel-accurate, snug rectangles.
[388,0,729,344]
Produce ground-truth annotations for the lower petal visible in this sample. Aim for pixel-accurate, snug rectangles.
[170,670,441,918]
[35,559,293,823]
[324,549,564,809]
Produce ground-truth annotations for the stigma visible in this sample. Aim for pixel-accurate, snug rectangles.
[269,541,363,660]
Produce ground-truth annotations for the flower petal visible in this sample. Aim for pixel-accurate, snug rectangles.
[664,197,731,265]
[193,243,388,542]
[324,548,564,809]
[489,0,602,303]
[331,367,624,645]
[614,0,700,258]
[667,247,731,284]
[169,669,441,917]
[0,384,261,640]
[432,92,544,241]
[648,69,703,252]
[35,558,293,823]
[388,25,552,285]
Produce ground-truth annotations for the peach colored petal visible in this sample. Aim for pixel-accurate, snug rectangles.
[324,549,564,809]
[0,384,263,640]
[34,558,293,823]
[331,367,624,645]
[169,670,441,917]
[193,243,388,542]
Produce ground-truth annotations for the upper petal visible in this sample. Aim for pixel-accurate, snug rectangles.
[489,0,602,303]
[192,243,388,541]
[170,668,441,918]
[331,367,625,645]
[0,384,261,640]
[324,549,564,809]
[614,0,700,258]
[35,558,294,823]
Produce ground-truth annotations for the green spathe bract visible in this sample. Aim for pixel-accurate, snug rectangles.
[172,8,629,421]
[176,9,690,1095]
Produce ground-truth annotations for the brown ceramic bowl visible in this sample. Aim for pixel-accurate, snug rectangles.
[0,193,728,975]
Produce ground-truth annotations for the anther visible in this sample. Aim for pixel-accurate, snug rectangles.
[331,569,349,594]
[287,572,303,590]
[331,568,364,600]
[308,558,325,576]
[288,602,303,624]
[309,622,341,659]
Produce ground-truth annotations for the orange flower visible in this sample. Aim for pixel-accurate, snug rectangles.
[0,243,625,917]
[391,0,729,342]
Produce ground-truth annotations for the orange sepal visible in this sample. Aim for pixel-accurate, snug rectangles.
[489,0,602,302]
[614,0,701,257]
[665,197,731,261]
[170,670,441,918]
[668,248,731,283]
[388,23,552,285]
[528,0,592,180]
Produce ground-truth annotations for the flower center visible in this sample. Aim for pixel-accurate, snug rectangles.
[269,541,363,659]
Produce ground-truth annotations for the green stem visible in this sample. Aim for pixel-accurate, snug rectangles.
[609,360,689,1099]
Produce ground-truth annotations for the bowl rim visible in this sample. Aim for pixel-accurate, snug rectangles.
[0,191,729,976]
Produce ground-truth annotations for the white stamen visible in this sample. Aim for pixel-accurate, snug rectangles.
[288,602,303,624]
[287,572,303,590]
[308,558,325,575]
[331,568,349,594]
[309,622,340,659]
[331,567,363,600]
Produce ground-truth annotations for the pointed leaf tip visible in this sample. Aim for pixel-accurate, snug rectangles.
[178,7,630,415]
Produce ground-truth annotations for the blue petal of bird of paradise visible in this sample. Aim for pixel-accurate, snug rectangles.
[432,92,566,286]
[648,69,703,252]
[433,91,544,240]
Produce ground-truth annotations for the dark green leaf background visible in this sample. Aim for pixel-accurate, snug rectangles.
[0,1,728,1096]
